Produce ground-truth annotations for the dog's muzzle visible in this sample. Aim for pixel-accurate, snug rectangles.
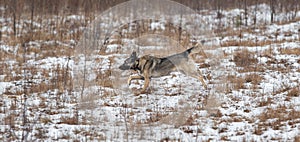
[119,65,130,70]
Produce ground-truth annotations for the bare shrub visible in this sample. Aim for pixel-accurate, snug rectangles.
[254,126,265,135]
[204,95,222,116]
[227,75,245,90]
[287,88,300,97]
[160,137,181,142]
[233,49,258,67]
[280,48,300,55]
[258,106,300,129]
[34,127,48,139]
[79,93,99,110]
[96,71,113,88]
[59,116,78,125]
[160,104,192,127]
[257,97,273,107]
[40,117,52,124]
[244,73,263,86]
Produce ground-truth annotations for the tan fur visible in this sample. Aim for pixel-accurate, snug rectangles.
[120,45,208,93]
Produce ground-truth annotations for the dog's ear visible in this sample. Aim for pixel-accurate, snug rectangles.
[131,51,137,57]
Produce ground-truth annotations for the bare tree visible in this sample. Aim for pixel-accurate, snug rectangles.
[244,0,248,26]
[253,0,258,26]
[10,0,18,36]
[270,0,276,23]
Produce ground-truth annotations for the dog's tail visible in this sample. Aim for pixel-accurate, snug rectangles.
[186,43,202,55]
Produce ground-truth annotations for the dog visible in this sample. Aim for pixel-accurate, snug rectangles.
[119,44,207,93]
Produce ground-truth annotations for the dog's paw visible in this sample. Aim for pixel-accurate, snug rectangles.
[127,79,132,86]
[133,91,140,96]
[130,88,143,96]
[139,89,151,94]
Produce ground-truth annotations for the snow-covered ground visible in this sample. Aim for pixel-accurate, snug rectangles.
[1,3,300,141]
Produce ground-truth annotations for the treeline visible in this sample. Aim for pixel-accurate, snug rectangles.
[1,0,299,16]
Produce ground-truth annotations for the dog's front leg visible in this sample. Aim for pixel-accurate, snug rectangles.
[141,77,150,93]
[199,76,207,89]
[141,72,150,93]
[127,75,144,85]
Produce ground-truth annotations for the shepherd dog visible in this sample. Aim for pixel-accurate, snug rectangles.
[119,44,207,93]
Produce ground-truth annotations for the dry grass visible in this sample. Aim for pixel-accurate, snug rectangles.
[258,106,300,132]
[233,49,258,67]
[160,110,191,127]
[115,19,192,48]
[227,75,245,90]
[280,48,300,55]
[287,87,300,97]
[79,93,100,110]
[295,136,300,142]
[160,137,181,142]
[221,38,296,47]
[221,39,262,47]
[96,58,114,88]
[257,97,273,107]
[244,74,263,86]
[1,2,300,141]
[59,116,78,125]
[204,95,222,116]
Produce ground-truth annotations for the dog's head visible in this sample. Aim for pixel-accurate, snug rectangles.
[119,51,138,70]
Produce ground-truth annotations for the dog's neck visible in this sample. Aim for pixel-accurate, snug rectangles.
[130,61,141,71]
[130,66,140,71]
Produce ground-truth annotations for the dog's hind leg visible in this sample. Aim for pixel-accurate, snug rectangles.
[179,63,207,89]
[188,70,207,89]
[128,75,144,85]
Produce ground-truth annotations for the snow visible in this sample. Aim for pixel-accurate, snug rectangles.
[0,26,13,33]
[1,2,300,142]
[150,22,165,30]
[0,82,13,94]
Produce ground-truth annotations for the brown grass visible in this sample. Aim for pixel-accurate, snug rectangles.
[227,75,245,90]
[40,117,52,124]
[204,95,222,116]
[59,116,78,125]
[280,48,300,55]
[258,106,300,128]
[1,3,300,141]
[244,74,263,86]
[233,49,258,67]
[160,106,191,127]
[257,97,273,107]
[96,70,113,88]
[254,126,265,135]
[287,87,300,97]
[4,114,16,126]
[79,93,100,110]
[115,19,192,48]
[160,137,181,142]
[221,38,297,47]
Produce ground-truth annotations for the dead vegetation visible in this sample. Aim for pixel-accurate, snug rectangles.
[280,48,300,55]
[233,49,258,67]
[0,0,300,141]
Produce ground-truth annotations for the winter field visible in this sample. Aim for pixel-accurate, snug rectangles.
[1,1,300,141]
